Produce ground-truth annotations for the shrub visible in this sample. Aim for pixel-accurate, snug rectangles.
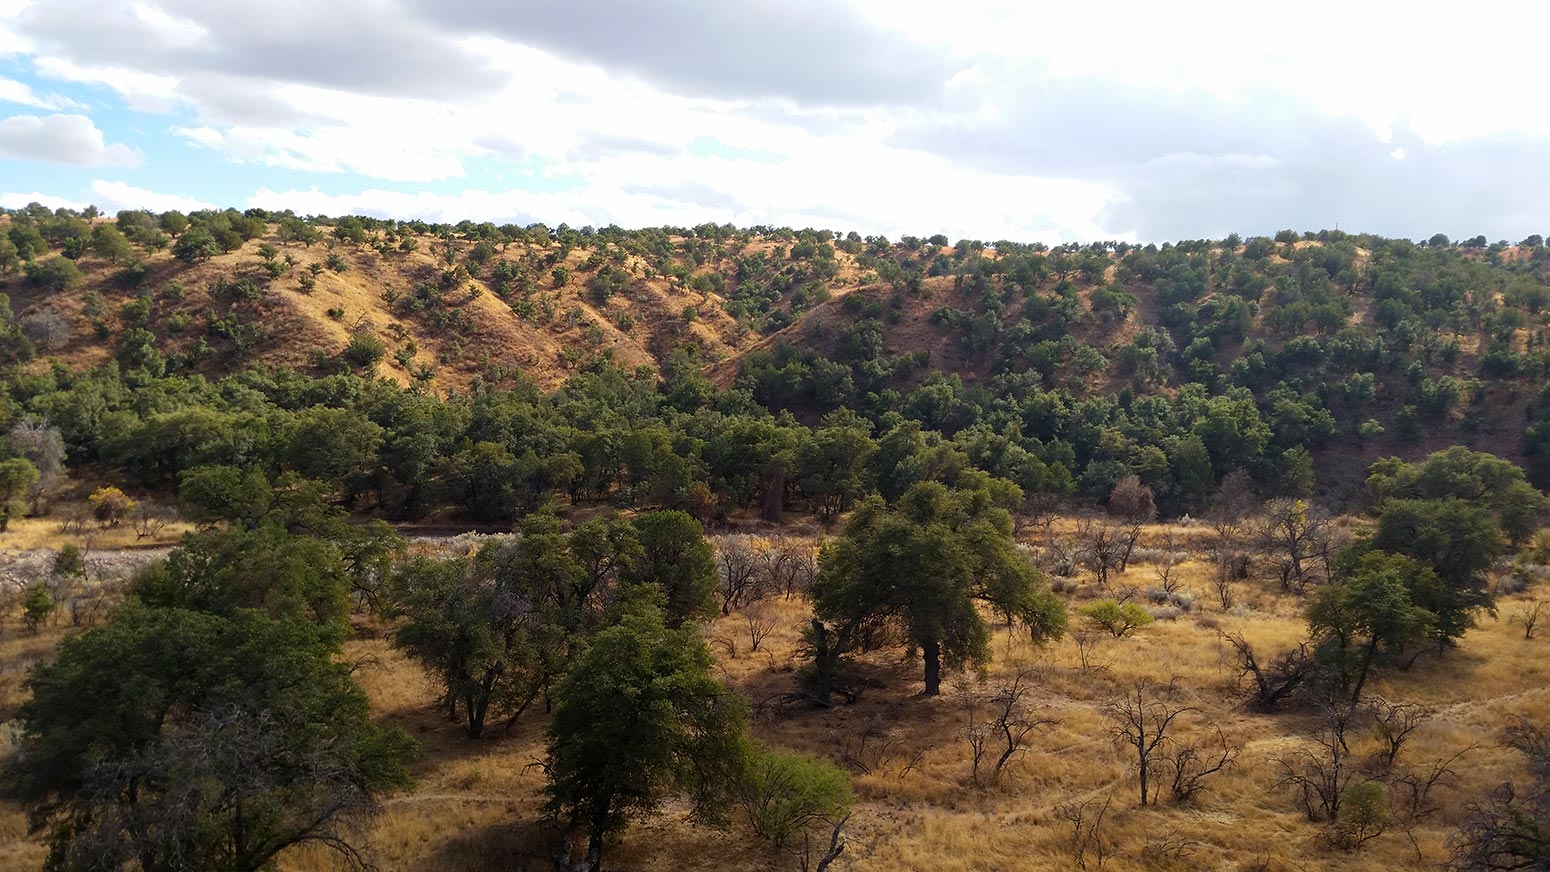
[23,583,53,631]
[344,329,387,368]
[1079,599,1154,638]
[737,744,852,850]
[88,486,137,526]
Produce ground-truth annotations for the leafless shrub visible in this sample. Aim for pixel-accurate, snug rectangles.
[838,714,924,779]
[963,671,1056,788]
[1223,632,1314,713]
[1165,726,1239,803]
[1044,536,1081,578]
[1510,600,1548,640]
[1071,629,1110,673]
[1277,703,1359,821]
[20,308,70,351]
[715,535,764,614]
[1254,498,1335,594]
[1393,748,1469,861]
[1142,831,1199,866]
[1057,791,1114,871]
[1368,699,1431,776]
[133,503,175,541]
[1076,519,1127,588]
[1149,536,1187,595]
[744,608,777,653]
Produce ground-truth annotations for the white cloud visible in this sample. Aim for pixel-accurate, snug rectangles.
[6,0,1550,240]
[0,76,82,110]
[89,179,212,213]
[0,113,139,166]
[0,190,88,211]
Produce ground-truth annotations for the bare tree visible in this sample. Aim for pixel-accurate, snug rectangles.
[1102,678,1196,806]
[10,419,66,514]
[786,540,821,600]
[1077,519,1126,589]
[1057,792,1114,871]
[1277,702,1359,821]
[133,503,175,541]
[1151,532,1186,595]
[1107,476,1155,573]
[1222,632,1315,712]
[964,671,1056,788]
[1394,748,1468,861]
[1511,600,1548,641]
[1211,571,1236,612]
[21,308,70,351]
[1206,469,1255,587]
[744,608,777,653]
[799,814,849,872]
[1164,726,1239,803]
[1071,629,1110,673]
[1369,699,1432,776]
[756,533,797,598]
[1020,491,1062,542]
[715,535,764,614]
[1254,499,1335,594]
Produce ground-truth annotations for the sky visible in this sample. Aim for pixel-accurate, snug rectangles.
[1,0,1549,244]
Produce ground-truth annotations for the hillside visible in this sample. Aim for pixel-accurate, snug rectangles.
[6,209,1550,509]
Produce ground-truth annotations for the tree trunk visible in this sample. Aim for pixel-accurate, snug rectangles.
[923,640,942,696]
[811,618,833,705]
[759,464,787,522]
[1349,635,1380,707]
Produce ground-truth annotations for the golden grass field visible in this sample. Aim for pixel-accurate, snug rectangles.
[3,520,1548,871]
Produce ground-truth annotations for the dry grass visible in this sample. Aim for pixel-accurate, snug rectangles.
[3,522,1550,871]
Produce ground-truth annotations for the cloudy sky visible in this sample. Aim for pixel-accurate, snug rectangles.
[1,0,1548,243]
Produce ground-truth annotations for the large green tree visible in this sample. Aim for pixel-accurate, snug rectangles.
[543,597,746,872]
[2,606,415,872]
[622,510,716,626]
[1369,497,1504,648]
[1368,447,1546,545]
[1308,551,1436,705]
[811,481,1065,697]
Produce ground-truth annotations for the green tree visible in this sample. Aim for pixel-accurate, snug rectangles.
[623,510,717,626]
[177,465,274,527]
[0,456,39,506]
[811,481,1065,697]
[393,513,595,738]
[130,523,355,642]
[23,256,83,293]
[89,224,135,264]
[158,210,189,235]
[1079,599,1154,638]
[798,411,877,521]
[283,407,384,497]
[1,606,415,872]
[737,744,852,851]
[172,228,220,263]
[1308,551,1435,705]
[1369,498,1504,648]
[1367,448,1546,546]
[543,598,746,872]
[22,582,53,631]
